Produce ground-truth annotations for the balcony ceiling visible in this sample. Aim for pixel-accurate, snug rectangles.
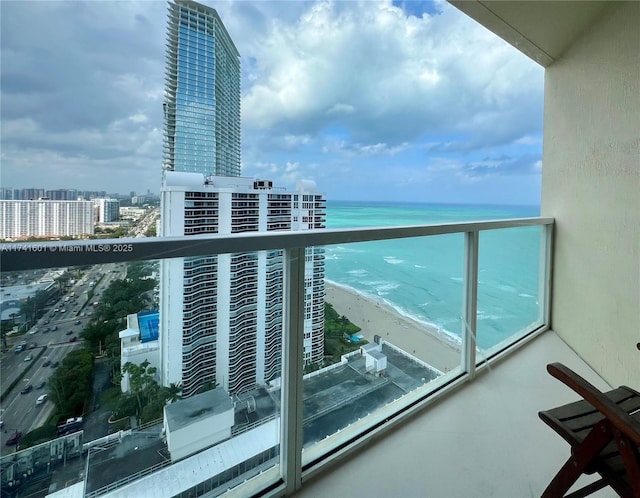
[448,0,613,66]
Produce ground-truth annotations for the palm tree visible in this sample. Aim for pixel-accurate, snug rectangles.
[162,382,182,404]
[55,271,71,297]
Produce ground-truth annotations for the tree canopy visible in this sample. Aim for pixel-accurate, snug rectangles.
[115,361,182,423]
[48,349,94,419]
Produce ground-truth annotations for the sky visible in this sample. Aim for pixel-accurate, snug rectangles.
[0,0,544,205]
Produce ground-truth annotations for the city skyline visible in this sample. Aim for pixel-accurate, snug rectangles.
[1,1,543,205]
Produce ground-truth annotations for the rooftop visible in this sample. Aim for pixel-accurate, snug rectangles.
[17,339,441,497]
[165,388,234,432]
[78,330,613,497]
[297,330,611,497]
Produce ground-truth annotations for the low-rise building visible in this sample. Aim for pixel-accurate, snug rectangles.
[119,311,160,393]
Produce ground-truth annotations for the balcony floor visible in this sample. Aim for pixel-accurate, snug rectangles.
[297,330,616,498]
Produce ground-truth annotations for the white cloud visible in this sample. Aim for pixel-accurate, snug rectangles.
[0,0,543,203]
[241,0,543,148]
[128,113,149,124]
[326,103,356,116]
[321,139,411,157]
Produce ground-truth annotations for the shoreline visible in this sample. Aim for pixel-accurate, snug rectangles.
[324,280,461,373]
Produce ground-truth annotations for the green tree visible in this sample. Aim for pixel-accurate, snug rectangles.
[48,349,94,418]
[121,360,159,417]
[20,290,49,325]
[324,302,361,337]
[1,320,15,350]
[162,382,183,404]
[323,302,366,365]
[195,380,217,395]
[55,271,72,295]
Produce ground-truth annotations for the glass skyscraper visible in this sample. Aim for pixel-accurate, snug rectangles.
[164,0,241,177]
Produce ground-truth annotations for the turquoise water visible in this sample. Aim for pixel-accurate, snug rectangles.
[324,201,542,350]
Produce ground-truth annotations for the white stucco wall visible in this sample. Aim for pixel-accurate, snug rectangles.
[121,344,160,393]
[541,2,640,387]
[165,409,233,462]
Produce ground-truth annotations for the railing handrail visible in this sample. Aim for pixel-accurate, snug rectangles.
[0,217,553,272]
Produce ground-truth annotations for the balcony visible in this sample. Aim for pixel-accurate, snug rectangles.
[1,216,555,496]
[0,0,637,496]
[299,0,640,495]
[297,329,613,497]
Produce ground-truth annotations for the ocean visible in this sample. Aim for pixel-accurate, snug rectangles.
[324,200,542,351]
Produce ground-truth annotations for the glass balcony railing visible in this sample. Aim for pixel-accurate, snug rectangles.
[0,216,552,497]
[476,225,546,361]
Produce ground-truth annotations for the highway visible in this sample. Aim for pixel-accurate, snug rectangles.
[132,207,159,238]
[0,262,126,454]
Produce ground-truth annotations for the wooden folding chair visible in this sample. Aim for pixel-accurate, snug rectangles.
[538,362,640,497]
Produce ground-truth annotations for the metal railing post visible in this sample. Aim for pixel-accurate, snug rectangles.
[539,223,554,327]
[281,247,305,493]
[462,231,479,377]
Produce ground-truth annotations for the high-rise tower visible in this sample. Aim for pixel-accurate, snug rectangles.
[159,1,325,398]
[163,0,241,177]
[160,173,326,397]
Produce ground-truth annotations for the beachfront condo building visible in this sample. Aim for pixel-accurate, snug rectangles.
[159,172,326,396]
[160,1,324,397]
[163,0,241,178]
[0,199,94,240]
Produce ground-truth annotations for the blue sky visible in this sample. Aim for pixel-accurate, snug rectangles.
[0,0,544,205]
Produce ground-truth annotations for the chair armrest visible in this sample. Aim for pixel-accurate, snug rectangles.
[547,363,640,445]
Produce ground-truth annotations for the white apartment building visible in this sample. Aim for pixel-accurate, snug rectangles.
[94,198,120,223]
[119,311,161,393]
[0,199,94,239]
[159,172,326,397]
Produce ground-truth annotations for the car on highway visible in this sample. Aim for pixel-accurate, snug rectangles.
[57,417,83,436]
[43,360,51,367]
[36,394,48,405]
[36,381,46,389]
[70,336,77,342]
[65,330,73,336]
[74,320,81,325]
[20,385,33,394]
[51,361,59,368]
[6,431,22,446]
[24,355,33,362]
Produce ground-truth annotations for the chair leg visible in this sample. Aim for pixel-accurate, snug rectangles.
[542,420,613,498]
[563,479,608,498]
[614,430,640,497]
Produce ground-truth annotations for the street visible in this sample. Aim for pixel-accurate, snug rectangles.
[0,262,127,454]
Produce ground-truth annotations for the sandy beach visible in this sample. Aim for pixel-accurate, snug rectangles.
[324,281,461,373]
